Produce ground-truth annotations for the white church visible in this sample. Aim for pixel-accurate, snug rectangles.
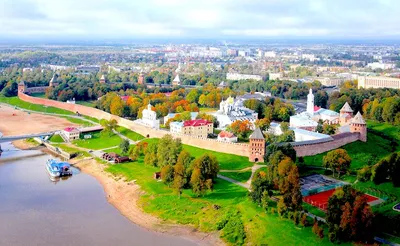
[212,96,258,129]
[140,104,160,129]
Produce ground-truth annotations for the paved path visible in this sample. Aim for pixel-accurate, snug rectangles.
[112,129,136,145]
[246,164,267,186]
[217,174,250,189]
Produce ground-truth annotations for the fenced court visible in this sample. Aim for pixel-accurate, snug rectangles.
[300,174,347,197]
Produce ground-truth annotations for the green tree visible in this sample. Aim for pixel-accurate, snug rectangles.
[173,161,186,197]
[119,139,130,154]
[161,165,174,187]
[157,135,182,168]
[323,149,351,178]
[100,119,118,136]
[144,142,158,166]
[250,171,273,204]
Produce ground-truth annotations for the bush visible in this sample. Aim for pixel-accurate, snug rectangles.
[357,166,372,182]
[218,211,246,246]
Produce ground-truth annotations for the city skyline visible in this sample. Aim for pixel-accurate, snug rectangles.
[1,0,400,41]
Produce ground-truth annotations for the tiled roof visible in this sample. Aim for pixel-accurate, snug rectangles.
[218,131,235,138]
[314,105,321,112]
[351,112,366,124]
[340,102,353,112]
[64,127,79,132]
[183,119,212,127]
[249,127,264,139]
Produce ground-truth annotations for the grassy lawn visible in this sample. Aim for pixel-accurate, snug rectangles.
[116,126,145,141]
[73,132,122,150]
[60,116,94,127]
[49,134,64,143]
[367,120,400,143]
[220,170,252,183]
[103,146,133,156]
[106,158,340,246]
[76,100,96,107]
[302,130,393,170]
[0,96,75,115]
[199,107,217,113]
[29,93,46,98]
[52,144,91,157]
[143,138,253,170]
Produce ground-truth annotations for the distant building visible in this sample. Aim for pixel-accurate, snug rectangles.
[358,76,400,89]
[170,121,184,135]
[212,96,258,128]
[138,73,145,85]
[366,62,396,70]
[264,51,276,58]
[217,131,237,143]
[226,73,263,81]
[249,127,265,163]
[218,81,228,88]
[141,104,160,129]
[49,74,59,87]
[182,119,213,138]
[269,73,282,80]
[99,75,106,84]
[172,74,181,86]
[227,49,238,56]
[76,65,100,73]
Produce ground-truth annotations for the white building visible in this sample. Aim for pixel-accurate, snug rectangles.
[217,131,238,143]
[141,104,160,129]
[226,73,263,81]
[61,127,80,142]
[367,62,396,70]
[163,112,198,124]
[358,76,400,89]
[268,123,332,142]
[170,121,184,134]
[264,51,276,58]
[212,96,258,128]
[269,73,282,80]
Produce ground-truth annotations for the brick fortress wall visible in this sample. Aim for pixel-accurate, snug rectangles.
[18,91,250,157]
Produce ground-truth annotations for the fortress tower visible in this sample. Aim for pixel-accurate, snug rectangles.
[18,80,26,93]
[339,102,354,126]
[249,127,265,163]
[99,75,106,84]
[350,112,367,142]
[138,73,145,85]
[307,88,314,115]
[49,74,59,87]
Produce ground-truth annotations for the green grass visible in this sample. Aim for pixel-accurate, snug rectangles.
[49,134,64,143]
[0,96,75,115]
[59,116,94,127]
[302,130,393,170]
[73,132,122,150]
[220,171,252,183]
[105,157,343,246]
[29,93,46,98]
[103,146,133,156]
[143,138,253,170]
[116,126,144,141]
[52,144,91,157]
[76,100,96,107]
[367,120,400,143]
[199,107,217,113]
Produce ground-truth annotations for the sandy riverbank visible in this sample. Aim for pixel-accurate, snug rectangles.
[0,104,77,136]
[71,158,224,246]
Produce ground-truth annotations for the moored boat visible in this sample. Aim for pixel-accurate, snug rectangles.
[46,159,73,178]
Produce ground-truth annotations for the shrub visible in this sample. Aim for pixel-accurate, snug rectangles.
[357,166,372,182]
[219,211,246,246]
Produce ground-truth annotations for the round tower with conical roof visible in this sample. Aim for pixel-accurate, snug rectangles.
[350,112,367,142]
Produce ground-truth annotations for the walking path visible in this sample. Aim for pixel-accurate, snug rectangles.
[217,174,250,189]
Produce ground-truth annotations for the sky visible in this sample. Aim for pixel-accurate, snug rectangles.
[0,0,400,41]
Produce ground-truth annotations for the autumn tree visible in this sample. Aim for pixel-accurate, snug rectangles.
[161,165,174,187]
[255,118,270,131]
[190,154,219,196]
[226,120,252,139]
[173,161,186,197]
[119,139,130,155]
[144,142,158,166]
[100,119,118,136]
[250,171,273,204]
[323,149,351,178]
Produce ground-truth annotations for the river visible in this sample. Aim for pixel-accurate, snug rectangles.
[0,145,197,246]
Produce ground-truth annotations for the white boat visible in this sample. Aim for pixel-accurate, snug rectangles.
[46,159,73,178]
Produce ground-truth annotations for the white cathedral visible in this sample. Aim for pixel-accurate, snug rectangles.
[212,96,258,129]
[140,104,160,129]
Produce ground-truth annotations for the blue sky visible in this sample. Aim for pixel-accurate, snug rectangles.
[0,0,399,40]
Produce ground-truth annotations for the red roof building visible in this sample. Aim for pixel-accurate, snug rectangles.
[218,131,237,143]
[314,105,321,112]
[182,119,213,138]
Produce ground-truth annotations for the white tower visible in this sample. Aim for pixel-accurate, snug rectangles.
[307,88,314,115]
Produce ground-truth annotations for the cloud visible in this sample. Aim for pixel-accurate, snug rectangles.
[0,0,399,40]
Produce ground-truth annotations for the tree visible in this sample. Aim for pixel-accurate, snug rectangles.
[250,171,273,204]
[1,81,18,97]
[156,135,182,168]
[255,118,270,131]
[190,154,219,196]
[316,119,323,133]
[226,120,252,139]
[161,165,174,187]
[173,161,186,197]
[110,97,124,116]
[323,149,351,178]
[100,119,118,136]
[176,150,193,184]
[144,142,158,166]
[119,139,130,154]
[190,168,204,196]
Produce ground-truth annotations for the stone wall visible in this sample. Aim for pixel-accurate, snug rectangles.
[293,132,360,157]
[18,92,250,157]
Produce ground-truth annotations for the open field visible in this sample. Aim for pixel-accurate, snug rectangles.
[76,100,96,107]
[106,158,342,246]
[49,134,64,143]
[0,104,78,136]
[73,132,122,150]
[0,96,74,115]
[143,138,253,170]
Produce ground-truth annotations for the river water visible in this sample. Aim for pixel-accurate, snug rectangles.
[0,146,197,246]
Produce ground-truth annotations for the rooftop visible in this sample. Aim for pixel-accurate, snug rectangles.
[340,102,353,112]
[64,127,79,132]
[249,127,264,140]
[183,119,212,127]
[351,112,366,124]
[218,131,236,138]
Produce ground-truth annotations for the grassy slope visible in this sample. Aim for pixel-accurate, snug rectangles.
[0,96,74,115]
[73,132,122,150]
[302,122,398,170]
[220,171,252,183]
[106,158,340,246]
[49,134,64,143]
[143,138,253,171]
[116,126,145,141]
